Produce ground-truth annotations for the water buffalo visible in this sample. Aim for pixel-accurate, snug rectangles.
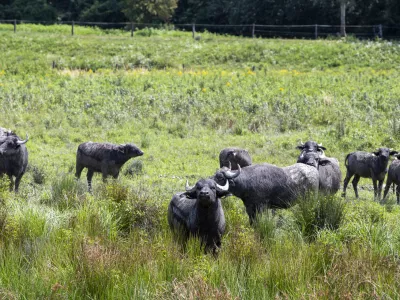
[296,141,341,195]
[168,178,229,253]
[75,142,144,191]
[213,162,319,224]
[342,148,398,201]
[0,134,29,192]
[0,127,15,137]
[219,147,252,170]
[382,154,400,203]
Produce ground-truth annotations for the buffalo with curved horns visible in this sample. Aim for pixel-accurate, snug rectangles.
[219,147,252,170]
[0,133,29,192]
[296,141,341,195]
[213,162,319,224]
[168,178,229,253]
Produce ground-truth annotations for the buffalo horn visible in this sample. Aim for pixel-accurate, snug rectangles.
[185,180,196,193]
[222,164,241,179]
[216,179,229,192]
[17,134,29,145]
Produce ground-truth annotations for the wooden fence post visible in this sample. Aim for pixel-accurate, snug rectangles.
[378,24,383,38]
[192,23,195,39]
[71,21,74,36]
[314,24,318,39]
[252,23,255,38]
[131,22,134,37]
[14,19,16,33]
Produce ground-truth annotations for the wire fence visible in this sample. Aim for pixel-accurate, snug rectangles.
[1,19,400,39]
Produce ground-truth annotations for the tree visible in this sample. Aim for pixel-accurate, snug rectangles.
[122,0,178,23]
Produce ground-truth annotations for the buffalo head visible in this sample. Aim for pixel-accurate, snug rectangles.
[185,178,229,206]
[0,135,29,156]
[118,143,144,157]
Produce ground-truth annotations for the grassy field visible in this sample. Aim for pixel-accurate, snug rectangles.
[0,25,400,298]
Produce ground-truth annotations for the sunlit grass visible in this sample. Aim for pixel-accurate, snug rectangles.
[0,26,399,298]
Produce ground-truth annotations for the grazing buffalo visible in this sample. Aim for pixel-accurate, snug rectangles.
[219,147,252,170]
[75,142,144,191]
[296,141,341,195]
[342,148,398,201]
[382,154,400,203]
[168,178,229,253]
[0,134,29,192]
[213,163,319,224]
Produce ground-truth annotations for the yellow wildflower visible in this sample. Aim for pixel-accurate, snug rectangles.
[202,88,207,92]
[279,88,284,91]
[226,82,231,87]
[178,71,183,76]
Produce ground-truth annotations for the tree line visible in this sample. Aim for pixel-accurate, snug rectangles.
[0,0,399,32]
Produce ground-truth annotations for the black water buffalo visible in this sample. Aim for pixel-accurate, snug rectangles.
[0,134,29,192]
[75,142,144,191]
[213,162,319,224]
[382,154,400,203]
[219,147,252,170]
[342,148,398,201]
[296,141,341,195]
[0,127,15,137]
[168,178,229,253]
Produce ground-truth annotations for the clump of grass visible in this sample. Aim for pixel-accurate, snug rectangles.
[124,160,144,176]
[159,275,235,300]
[44,174,87,210]
[293,194,346,241]
[253,210,276,247]
[29,164,46,185]
[101,181,163,235]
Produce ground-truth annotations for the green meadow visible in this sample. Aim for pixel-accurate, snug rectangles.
[0,24,399,298]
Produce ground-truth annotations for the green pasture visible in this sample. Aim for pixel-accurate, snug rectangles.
[0,25,399,298]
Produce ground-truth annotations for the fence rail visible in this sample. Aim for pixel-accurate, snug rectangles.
[1,19,400,39]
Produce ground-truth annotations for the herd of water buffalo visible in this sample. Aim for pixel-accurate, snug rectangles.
[0,127,399,252]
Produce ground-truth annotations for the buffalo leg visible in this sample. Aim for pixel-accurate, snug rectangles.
[7,175,14,192]
[377,179,384,202]
[383,177,392,201]
[14,174,24,193]
[352,175,361,198]
[87,169,94,192]
[372,179,378,201]
[75,163,84,179]
[396,185,400,204]
[342,171,354,197]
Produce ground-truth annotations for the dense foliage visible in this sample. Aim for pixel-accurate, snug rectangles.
[0,25,400,298]
[0,0,400,27]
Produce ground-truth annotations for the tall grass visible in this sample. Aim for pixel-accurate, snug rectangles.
[0,26,399,298]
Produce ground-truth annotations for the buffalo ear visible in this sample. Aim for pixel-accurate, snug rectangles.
[227,150,236,157]
[317,146,327,151]
[372,151,380,156]
[390,151,398,156]
[296,145,304,151]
